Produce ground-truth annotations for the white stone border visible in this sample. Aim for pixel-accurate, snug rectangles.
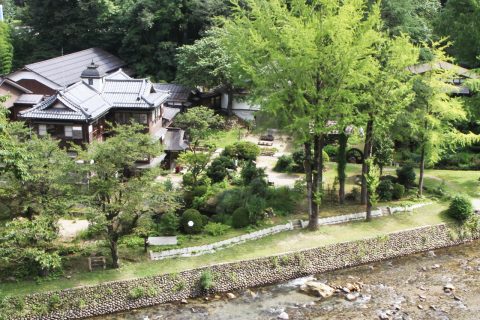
[150,202,431,261]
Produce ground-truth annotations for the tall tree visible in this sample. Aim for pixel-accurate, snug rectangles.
[434,0,480,68]
[222,0,385,229]
[378,0,440,43]
[358,35,418,211]
[176,28,237,114]
[75,124,178,268]
[0,22,13,75]
[405,43,480,196]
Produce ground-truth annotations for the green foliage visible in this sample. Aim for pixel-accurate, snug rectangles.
[392,183,406,200]
[377,180,394,201]
[273,155,293,172]
[240,161,266,185]
[128,286,145,300]
[245,195,267,224]
[231,207,250,228]
[178,151,213,187]
[373,133,394,173]
[396,165,416,188]
[365,158,380,206]
[75,123,178,268]
[0,22,13,75]
[448,195,473,222]
[222,141,260,162]
[434,0,480,67]
[0,216,62,279]
[206,156,235,183]
[324,145,338,159]
[174,106,224,149]
[176,27,236,89]
[48,294,62,311]
[266,186,300,216]
[204,222,231,236]
[199,270,215,291]
[158,212,180,236]
[380,0,440,43]
[215,188,244,215]
[180,209,208,234]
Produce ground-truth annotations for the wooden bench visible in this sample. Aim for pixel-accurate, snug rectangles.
[258,141,273,146]
[88,256,106,271]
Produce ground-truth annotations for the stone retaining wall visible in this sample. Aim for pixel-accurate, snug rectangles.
[151,203,430,260]
[12,223,479,320]
[150,222,294,260]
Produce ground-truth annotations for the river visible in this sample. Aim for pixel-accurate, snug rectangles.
[96,241,480,320]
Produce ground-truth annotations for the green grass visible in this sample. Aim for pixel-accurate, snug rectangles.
[203,128,248,149]
[422,169,480,198]
[0,202,448,297]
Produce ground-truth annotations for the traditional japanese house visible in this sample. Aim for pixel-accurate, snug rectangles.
[19,63,188,165]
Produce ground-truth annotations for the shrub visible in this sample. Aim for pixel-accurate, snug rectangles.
[324,144,338,159]
[346,187,361,202]
[231,207,251,228]
[215,188,244,215]
[241,161,267,184]
[182,173,211,189]
[159,212,179,236]
[392,183,405,200]
[206,156,235,183]
[267,186,299,215]
[180,209,208,234]
[448,195,473,222]
[245,195,267,224]
[396,165,416,188]
[248,177,268,197]
[273,155,293,172]
[199,270,215,291]
[204,222,231,236]
[377,180,394,201]
[222,141,260,161]
[128,287,145,299]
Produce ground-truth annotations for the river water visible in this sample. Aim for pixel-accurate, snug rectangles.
[97,241,480,320]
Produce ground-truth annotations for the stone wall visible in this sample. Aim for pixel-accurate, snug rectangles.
[151,203,430,260]
[13,223,479,320]
[150,222,294,260]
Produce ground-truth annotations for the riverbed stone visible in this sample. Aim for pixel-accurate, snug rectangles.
[278,311,289,319]
[226,293,236,299]
[300,281,335,298]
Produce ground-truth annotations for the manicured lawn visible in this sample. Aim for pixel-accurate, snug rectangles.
[0,202,448,297]
[423,169,480,198]
[203,128,248,149]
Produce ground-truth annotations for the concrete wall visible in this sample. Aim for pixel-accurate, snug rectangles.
[9,223,479,320]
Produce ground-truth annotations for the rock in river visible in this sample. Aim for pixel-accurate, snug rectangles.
[300,281,335,298]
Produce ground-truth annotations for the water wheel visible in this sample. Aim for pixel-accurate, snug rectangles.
[346,148,364,164]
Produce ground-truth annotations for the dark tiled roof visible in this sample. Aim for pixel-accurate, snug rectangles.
[25,48,126,87]
[15,94,44,105]
[153,83,192,102]
[407,61,479,79]
[162,107,180,121]
[163,128,188,151]
[0,77,32,93]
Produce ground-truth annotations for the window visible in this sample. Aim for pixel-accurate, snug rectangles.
[72,126,83,139]
[38,124,47,136]
[88,79,93,85]
[139,113,148,124]
[65,126,73,137]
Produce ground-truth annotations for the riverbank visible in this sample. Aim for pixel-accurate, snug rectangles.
[3,222,479,319]
[97,240,480,320]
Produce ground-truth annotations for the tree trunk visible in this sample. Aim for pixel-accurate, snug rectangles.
[338,132,348,204]
[304,142,315,230]
[109,238,120,268]
[361,118,374,205]
[366,198,373,221]
[308,135,324,230]
[226,88,233,117]
[144,237,149,253]
[418,145,426,197]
